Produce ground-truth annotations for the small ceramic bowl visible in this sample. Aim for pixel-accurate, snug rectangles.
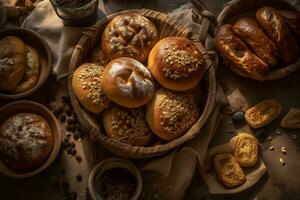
[0,100,61,178]
[88,158,142,200]
[0,28,52,100]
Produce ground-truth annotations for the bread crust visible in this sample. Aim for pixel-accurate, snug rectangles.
[279,10,300,38]
[0,113,53,170]
[148,36,206,91]
[102,13,158,63]
[233,133,258,167]
[256,7,299,65]
[101,57,155,108]
[233,18,279,67]
[213,153,246,188]
[0,36,26,91]
[215,24,269,81]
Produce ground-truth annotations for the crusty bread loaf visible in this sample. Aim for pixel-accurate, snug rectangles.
[215,24,269,81]
[11,45,40,94]
[233,133,258,167]
[101,57,155,108]
[213,153,246,188]
[0,113,53,170]
[148,37,207,91]
[233,18,279,67]
[102,13,159,63]
[256,7,299,65]
[279,10,300,38]
[0,36,26,91]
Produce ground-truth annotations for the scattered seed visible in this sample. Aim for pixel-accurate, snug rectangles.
[269,146,274,151]
[276,129,282,135]
[66,132,72,138]
[279,158,285,165]
[281,146,287,154]
[292,134,298,139]
[267,136,272,141]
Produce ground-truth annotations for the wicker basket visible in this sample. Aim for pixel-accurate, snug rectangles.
[68,8,216,158]
[217,0,300,80]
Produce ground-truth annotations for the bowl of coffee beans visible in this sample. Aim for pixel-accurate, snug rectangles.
[50,0,99,26]
[88,158,142,200]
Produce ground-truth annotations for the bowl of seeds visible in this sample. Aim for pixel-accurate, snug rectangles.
[88,158,142,200]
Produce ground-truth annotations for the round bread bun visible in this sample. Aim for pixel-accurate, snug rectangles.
[148,36,207,91]
[11,45,40,94]
[101,13,159,63]
[0,113,53,170]
[0,36,26,91]
[101,57,155,108]
[72,63,110,114]
[146,88,199,141]
[102,105,153,146]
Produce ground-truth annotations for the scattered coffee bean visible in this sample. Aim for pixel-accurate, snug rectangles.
[73,133,80,140]
[70,142,75,148]
[75,155,82,162]
[66,132,72,138]
[232,111,245,124]
[71,148,77,156]
[67,147,73,155]
[76,174,82,182]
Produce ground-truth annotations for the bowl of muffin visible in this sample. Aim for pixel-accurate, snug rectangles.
[0,100,61,178]
[0,28,52,99]
[216,0,300,81]
[68,9,216,158]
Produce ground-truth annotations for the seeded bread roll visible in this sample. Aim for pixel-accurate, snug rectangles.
[102,105,154,146]
[101,57,155,108]
[233,133,258,167]
[232,18,279,67]
[11,45,40,94]
[148,37,207,91]
[102,13,159,63]
[0,113,53,170]
[213,153,246,188]
[256,7,299,65]
[146,88,199,141]
[215,24,269,81]
[72,63,110,114]
[0,36,26,91]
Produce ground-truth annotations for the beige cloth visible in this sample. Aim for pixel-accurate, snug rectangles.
[2,1,225,199]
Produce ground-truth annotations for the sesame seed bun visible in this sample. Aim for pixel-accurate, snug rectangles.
[101,57,155,108]
[102,105,154,146]
[146,88,199,141]
[148,36,207,91]
[72,63,110,114]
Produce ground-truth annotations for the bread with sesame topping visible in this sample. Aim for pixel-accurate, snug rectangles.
[102,13,159,63]
[148,37,207,91]
[0,113,53,170]
[72,63,110,114]
[102,105,154,146]
[146,88,199,141]
[101,57,155,108]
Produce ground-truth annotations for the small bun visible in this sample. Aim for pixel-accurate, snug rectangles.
[102,105,153,146]
[0,36,26,91]
[148,37,207,91]
[146,88,199,141]
[11,45,40,94]
[72,63,110,114]
[0,113,53,170]
[102,13,158,63]
[102,57,155,108]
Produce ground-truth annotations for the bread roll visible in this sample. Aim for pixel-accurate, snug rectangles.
[11,45,40,94]
[146,88,199,141]
[102,105,153,146]
[215,24,269,81]
[233,18,279,67]
[280,108,300,129]
[0,113,53,170]
[101,57,155,108]
[233,133,258,167]
[102,13,158,63]
[256,7,299,65]
[72,63,110,114]
[213,153,246,188]
[148,37,206,91]
[0,36,26,91]
[279,10,300,38]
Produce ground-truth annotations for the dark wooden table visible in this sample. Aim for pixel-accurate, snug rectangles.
[0,0,299,200]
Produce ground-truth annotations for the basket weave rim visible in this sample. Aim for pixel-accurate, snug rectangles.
[68,8,217,156]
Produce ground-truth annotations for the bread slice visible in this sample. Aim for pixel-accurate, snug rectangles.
[213,153,246,188]
[234,133,258,167]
